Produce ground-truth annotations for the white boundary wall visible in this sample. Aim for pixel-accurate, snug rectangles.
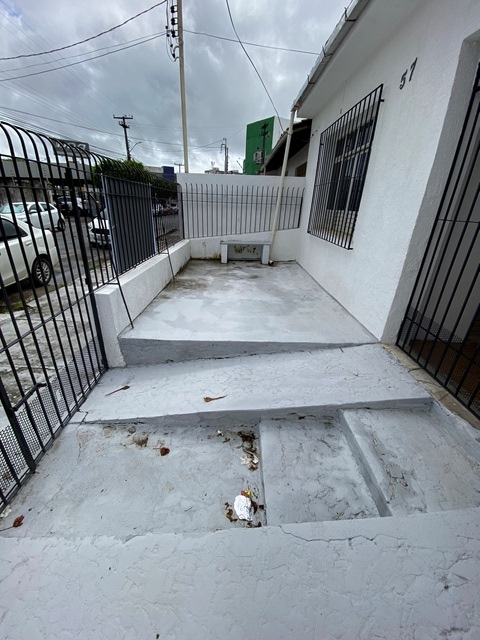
[95,240,191,367]
[177,174,303,261]
[295,0,480,342]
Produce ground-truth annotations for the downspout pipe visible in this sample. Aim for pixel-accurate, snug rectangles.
[270,106,296,256]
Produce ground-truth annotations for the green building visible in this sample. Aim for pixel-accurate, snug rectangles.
[243,116,277,175]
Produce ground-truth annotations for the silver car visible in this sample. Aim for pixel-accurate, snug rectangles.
[0,201,65,231]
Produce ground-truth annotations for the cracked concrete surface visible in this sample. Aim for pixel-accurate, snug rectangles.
[1,261,480,639]
[1,508,479,639]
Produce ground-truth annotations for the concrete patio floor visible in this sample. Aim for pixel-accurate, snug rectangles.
[1,260,480,640]
[118,260,376,364]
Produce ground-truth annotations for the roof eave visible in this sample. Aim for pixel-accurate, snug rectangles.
[292,0,372,113]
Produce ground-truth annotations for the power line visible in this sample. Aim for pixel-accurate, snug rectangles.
[0,33,165,82]
[0,32,167,73]
[0,0,167,61]
[224,0,283,130]
[0,105,227,150]
[0,1,131,119]
[184,29,320,56]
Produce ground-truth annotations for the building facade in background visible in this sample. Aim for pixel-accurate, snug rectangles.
[243,116,288,175]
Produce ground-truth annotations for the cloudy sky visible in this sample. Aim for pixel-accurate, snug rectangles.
[0,0,341,173]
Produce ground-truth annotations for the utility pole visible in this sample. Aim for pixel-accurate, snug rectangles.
[114,115,133,160]
[176,0,189,172]
[174,162,184,173]
[220,138,229,173]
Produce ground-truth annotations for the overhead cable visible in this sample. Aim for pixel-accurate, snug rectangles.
[184,29,319,56]
[224,0,283,130]
[0,34,165,82]
[0,0,167,61]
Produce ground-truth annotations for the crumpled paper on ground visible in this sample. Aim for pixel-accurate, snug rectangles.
[233,494,252,521]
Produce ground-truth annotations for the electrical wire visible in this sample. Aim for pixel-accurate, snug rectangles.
[0,32,167,73]
[0,0,167,61]
[0,106,226,151]
[0,106,129,137]
[0,0,128,122]
[184,29,319,56]
[224,0,283,131]
[0,33,165,82]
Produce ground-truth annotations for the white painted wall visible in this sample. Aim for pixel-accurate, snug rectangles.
[295,0,480,341]
[95,240,191,367]
[266,146,309,177]
[177,173,304,261]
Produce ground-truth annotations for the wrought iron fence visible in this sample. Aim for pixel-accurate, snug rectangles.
[180,182,303,238]
[0,122,180,509]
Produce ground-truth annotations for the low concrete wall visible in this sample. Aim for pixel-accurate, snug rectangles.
[190,228,300,262]
[95,240,191,367]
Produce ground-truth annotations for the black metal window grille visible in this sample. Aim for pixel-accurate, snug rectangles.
[397,64,480,419]
[181,182,304,239]
[308,85,383,249]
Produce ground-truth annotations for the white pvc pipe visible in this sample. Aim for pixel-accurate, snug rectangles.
[270,107,296,254]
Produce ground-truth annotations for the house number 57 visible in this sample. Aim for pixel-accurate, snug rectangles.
[399,58,418,89]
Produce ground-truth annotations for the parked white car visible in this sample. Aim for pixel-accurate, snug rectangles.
[87,209,110,246]
[0,215,59,286]
[0,202,65,231]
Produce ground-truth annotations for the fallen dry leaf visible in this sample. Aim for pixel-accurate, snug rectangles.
[105,385,130,397]
[203,395,227,403]
[12,515,24,528]
[160,447,170,456]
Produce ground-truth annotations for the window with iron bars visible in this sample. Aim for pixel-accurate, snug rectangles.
[308,85,383,249]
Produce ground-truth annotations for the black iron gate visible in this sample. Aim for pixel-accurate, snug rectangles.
[0,123,181,510]
[0,124,112,510]
[398,64,480,419]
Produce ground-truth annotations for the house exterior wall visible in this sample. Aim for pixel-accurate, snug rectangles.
[295,0,480,341]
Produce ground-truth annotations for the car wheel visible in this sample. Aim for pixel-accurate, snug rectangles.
[31,256,52,286]
[57,218,66,231]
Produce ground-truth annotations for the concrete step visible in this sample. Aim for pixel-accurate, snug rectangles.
[341,406,480,516]
[77,344,432,424]
[260,415,380,525]
[119,336,372,365]
[2,508,480,640]
[117,260,376,365]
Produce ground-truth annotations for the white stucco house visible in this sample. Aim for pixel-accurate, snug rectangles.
[293,0,479,341]
[283,0,480,416]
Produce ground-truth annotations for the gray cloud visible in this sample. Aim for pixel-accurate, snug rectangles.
[0,0,341,172]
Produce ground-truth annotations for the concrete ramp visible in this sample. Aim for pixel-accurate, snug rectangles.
[119,261,376,364]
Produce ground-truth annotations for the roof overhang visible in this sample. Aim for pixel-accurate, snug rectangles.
[262,119,312,173]
[293,0,422,117]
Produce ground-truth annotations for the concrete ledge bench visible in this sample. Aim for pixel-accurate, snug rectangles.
[220,240,271,265]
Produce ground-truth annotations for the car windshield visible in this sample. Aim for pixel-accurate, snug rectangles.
[0,203,25,213]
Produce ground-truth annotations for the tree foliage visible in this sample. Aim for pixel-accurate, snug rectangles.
[91,158,177,200]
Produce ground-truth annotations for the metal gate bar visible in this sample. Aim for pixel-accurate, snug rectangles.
[397,64,480,418]
[0,122,181,510]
